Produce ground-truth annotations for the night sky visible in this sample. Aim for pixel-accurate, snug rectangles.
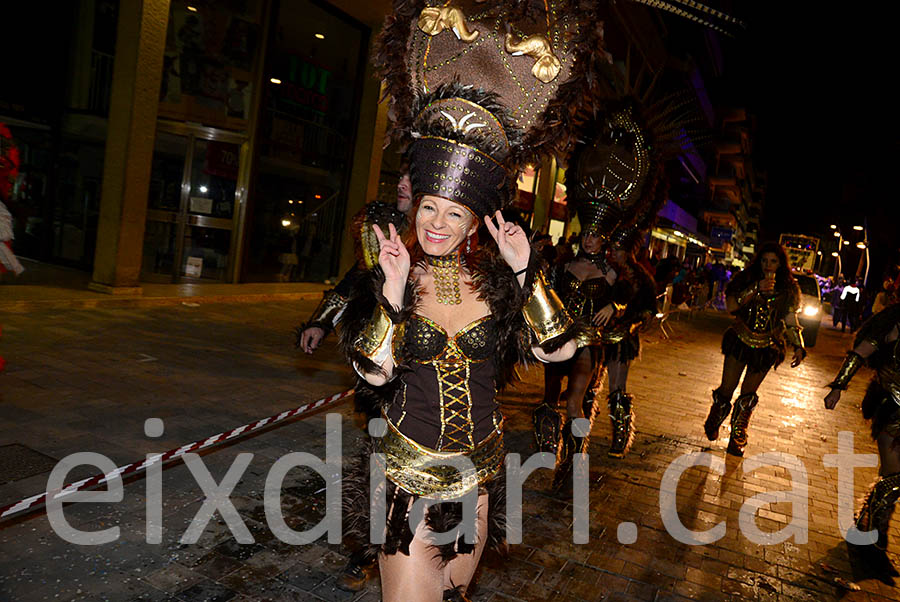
[715,2,896,280]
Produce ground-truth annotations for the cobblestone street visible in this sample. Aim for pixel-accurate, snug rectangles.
[1,301,897,601]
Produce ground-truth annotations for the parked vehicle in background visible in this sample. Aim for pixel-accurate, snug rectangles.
[793,271,822,346]
[779,233,820,272]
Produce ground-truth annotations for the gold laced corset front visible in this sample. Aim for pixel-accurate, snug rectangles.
[380,314,504,498]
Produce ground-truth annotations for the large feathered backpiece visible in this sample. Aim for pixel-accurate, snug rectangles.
[374,0,613,217]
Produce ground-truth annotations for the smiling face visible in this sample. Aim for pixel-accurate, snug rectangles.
[415,195,477,256]
[761,251,780,276]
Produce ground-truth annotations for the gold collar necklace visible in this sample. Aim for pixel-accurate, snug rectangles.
[426,253,463,305]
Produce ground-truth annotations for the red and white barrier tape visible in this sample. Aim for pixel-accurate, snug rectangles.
[0,388,354,521]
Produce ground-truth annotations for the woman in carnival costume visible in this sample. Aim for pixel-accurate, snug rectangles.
[534,93,699,478]
[337,0,612,599]
[703,241,806,456]
[824,304,900,571]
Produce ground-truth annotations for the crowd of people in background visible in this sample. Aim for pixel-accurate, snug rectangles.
[537,232,900,327]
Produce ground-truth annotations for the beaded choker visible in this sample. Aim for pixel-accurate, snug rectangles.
[579,250,611,275]
[426,253,463,305]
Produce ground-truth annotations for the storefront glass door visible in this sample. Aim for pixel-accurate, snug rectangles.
[142,124,243,282]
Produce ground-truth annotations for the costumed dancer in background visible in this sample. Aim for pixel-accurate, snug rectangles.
[338,0,612,597]
[597,222,657,457]
[703,241,806,456]
[535,88,704,473]
[533,201,622,486]
[824,304,900,571]
[533,103,654,484]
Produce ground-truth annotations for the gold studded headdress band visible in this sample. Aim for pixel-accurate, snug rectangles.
[408,85,515,217]
[410,137,508,218]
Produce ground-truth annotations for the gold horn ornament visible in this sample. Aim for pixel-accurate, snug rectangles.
[504,33,561,83]
[418,7,480,42]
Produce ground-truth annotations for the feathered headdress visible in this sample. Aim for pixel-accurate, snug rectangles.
[375,0,612,217]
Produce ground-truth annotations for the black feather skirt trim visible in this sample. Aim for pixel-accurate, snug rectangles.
[721,328,783,373]
[862,380,900,440]
[342,437,508,567]
[603,336,640,365]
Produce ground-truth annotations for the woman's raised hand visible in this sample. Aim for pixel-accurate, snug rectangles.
[484,210,530,273]
[373,223,410,285]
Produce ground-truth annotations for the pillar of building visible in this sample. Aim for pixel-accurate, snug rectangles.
[338,35,387,276]
[532,156,557,234]
[90,0,169,294]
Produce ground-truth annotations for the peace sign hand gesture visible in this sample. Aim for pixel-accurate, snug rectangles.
[373,223,409,283]
[484,210,531,274]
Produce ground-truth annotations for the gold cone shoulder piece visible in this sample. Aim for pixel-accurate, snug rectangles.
[522,270,574,345]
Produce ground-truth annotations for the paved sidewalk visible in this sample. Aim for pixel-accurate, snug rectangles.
[0,258,329,312]
[0,301,897,601]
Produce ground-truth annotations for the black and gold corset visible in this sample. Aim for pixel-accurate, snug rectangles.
[732,291,786,348]
[386,314,501,452]
[557,271,612,345]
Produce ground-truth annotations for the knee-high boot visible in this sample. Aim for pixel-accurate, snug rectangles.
[582,350,606,420]
[856,472,900,551]
[552,418,589,491]
[608,390,635,458]
[703,387,732,441]
[533,401,562,454]
[726,392,758,457]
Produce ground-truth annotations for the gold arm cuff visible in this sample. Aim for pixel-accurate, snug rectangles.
[523,270,574,345]
[784,325,805,349]
[735,284,759,308]
[307,290,347,331]
[377,419,504,500]
[361,219,381,270]
[354,304,394,360]
[828,352,864,390]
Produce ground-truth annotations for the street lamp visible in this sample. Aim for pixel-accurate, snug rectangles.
[832,229,844,280]
[853,225,864,231]
[830,224,837,229]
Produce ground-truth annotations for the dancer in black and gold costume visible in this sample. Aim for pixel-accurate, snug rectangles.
[535,216,618,487]
[703,241,806,456]
[599,225,657,457]
[825,304,900,568]
[535,93,693,477]
[337,1,612,599]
